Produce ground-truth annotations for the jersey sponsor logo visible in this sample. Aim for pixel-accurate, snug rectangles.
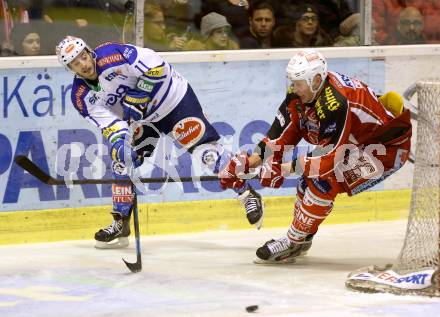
[123,47,134,59]
[65,43,75,53]
[75,85,87,112]
[124,95,150,104]
[97,53,124,68]
[324,86,341,111]
[333,78,343,89]
[105,72,117,81]
[307,132,319,144]
[305,52,319,62]
[201,148,219,166]
[172,117,205,148]
[137,78,154,93]
[350,168,395,195]
[112,184,133,203]
[296,211,316,226]
[172,69,184,81]
[335,72,354,88]
[146,66,164,78]
[88,93,98,105]
[112,161,127,176]
[305,119,319,132]
[314,99,326,119]
[105,84,130,107]
[102,124,122,139]
[133,126,143,140]
[105,69,127,82]
[323,122,336,134]
[352,78,363,89]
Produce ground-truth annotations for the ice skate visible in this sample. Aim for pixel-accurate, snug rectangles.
[254,235,314,264]
[95,212,131,249]
[238,184,264,229]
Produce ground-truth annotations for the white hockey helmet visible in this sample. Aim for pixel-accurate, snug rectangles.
[286,49,328,94]
[55,36,89,67]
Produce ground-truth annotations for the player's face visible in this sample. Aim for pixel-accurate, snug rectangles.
[250,9,275,38]
[291,80,314,103]
[68,50,97,80]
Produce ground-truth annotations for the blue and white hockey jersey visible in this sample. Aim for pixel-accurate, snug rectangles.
[70,42,188,144]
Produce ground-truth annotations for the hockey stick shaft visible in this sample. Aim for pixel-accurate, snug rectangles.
[122,184,142,273]
[14,155,221,185]
[121,108,143,273]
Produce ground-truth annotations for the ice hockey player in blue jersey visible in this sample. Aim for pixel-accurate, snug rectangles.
[55,36,264,248]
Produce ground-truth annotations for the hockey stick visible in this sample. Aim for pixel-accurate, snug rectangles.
[122,183,142,273]
[14,155,220,185]
[122,107,143,273]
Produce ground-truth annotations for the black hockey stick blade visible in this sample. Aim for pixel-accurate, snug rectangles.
[123,254,142,273]
[122,186,142,273]
[14,155,62,185]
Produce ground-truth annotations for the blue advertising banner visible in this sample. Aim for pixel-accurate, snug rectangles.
[0,57,384,212]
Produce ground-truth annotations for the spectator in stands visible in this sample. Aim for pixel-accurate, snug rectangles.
[196,0,250,37]
[0,42,14,57]
[154,0,193,36]
[143,2,171,50]
[10,22,47,56]
[385,7,426,45]
[143,2,188,51]
[285,3,333,48]
[333,12,361,46]
[44,0,122,47]
[277,0,354,39]
[373,0,440,44]
[184,12,239,51]
[238,0,276,49]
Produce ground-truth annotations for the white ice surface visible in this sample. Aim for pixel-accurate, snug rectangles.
[0,220,439,317]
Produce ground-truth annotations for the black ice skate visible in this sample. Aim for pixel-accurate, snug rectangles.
[95,212,131,249]
[238,184,264,229]
[254,235,314,264]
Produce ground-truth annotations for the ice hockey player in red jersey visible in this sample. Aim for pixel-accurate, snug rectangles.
[219,48,412,263]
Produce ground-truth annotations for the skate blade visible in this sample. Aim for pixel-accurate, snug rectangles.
[253,257,297,265]
[95,237,129,249]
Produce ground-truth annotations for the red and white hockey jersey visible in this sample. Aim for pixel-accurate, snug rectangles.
[259,71,412,179]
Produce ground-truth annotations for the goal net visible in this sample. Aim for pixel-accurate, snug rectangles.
[346,80,440,297]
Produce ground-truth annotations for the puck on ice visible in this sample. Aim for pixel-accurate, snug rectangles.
[246,305,259,313]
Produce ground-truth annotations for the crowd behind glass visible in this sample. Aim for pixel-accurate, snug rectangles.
[0,0,438,57]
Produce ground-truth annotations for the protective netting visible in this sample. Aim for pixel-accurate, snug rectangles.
[346,80,440,296]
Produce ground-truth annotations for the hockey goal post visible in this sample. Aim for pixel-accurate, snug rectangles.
[346,80,440,297]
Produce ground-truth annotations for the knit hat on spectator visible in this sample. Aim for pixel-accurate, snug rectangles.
[11,22,41,55]
[200,12,231,37]
[290,3,319,23]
